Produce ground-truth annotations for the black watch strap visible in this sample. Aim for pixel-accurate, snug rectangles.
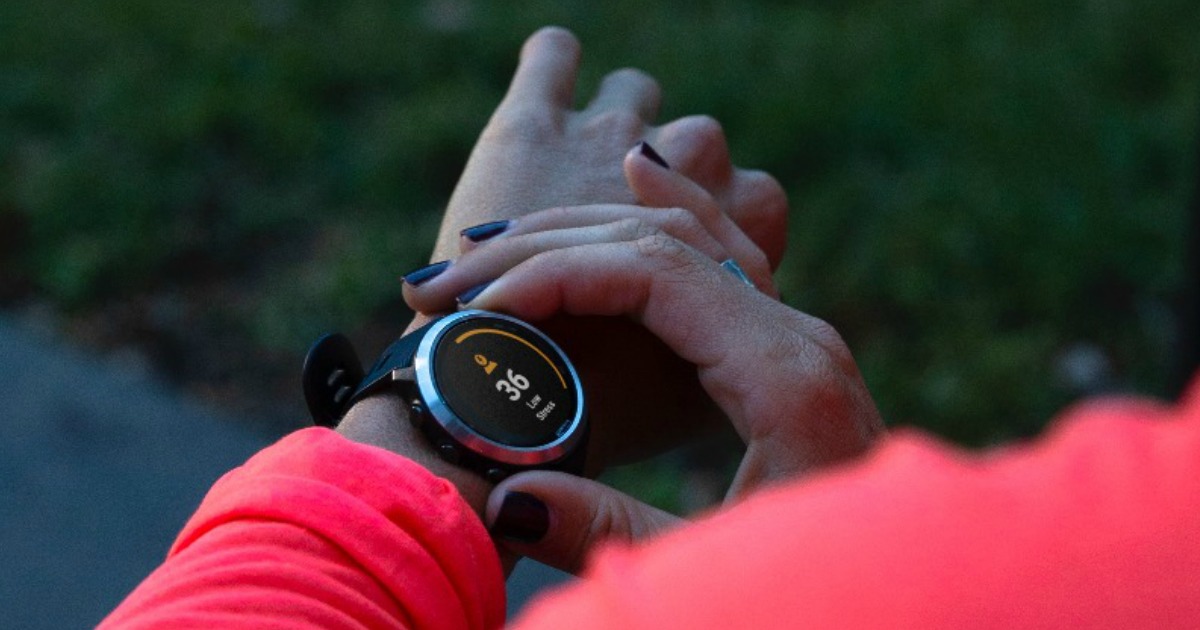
[346,319,438,410]
[301,320,436,427]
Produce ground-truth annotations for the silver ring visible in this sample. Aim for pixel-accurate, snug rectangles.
[720,259,755,288]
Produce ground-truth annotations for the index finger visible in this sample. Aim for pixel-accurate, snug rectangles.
[500,26,582,112]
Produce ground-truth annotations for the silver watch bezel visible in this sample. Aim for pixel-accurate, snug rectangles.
[413,310,587,467]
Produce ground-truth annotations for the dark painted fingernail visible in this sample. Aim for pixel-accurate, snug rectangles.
[456,281,492,306]
[461,220,511,243]
[490,491,549,543]
[402,260,450,286]
[638,141,670,169]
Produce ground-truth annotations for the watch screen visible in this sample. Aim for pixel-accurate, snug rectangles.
[431,315,579,447]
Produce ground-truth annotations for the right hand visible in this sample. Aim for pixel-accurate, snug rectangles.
[462,225,883,493]
[443,179,884,575]
[407,155,884,494]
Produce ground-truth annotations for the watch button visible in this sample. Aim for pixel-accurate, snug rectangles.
[485,467,508,483]
[436,442,460,464]
[409,400,426,427]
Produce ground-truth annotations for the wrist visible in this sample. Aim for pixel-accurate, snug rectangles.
[336,394,493,516]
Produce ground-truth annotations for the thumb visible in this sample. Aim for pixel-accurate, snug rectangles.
[486,470,683,575]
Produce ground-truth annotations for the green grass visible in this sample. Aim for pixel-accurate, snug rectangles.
[2,0,1198,455]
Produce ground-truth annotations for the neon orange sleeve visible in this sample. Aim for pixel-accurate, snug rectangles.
[101,380,1200,629]
[514,378,1200,629]
[99,428,505,629]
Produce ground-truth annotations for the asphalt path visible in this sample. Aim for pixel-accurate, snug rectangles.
[0,316,566,627]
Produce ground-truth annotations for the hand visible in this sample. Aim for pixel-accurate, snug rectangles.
[407,159,884,494]
[467,250,882,495]
[406,26,790,471]
[454,183,882,575]
[429,26,787,269]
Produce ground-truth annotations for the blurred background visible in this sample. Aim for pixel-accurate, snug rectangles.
[2,0,1198,625]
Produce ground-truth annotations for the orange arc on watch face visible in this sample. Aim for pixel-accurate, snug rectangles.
[453,328,568,389]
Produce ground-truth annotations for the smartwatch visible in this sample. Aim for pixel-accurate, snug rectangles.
[302,310,588,481]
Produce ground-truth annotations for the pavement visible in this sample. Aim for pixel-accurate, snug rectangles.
[0,315,567,628]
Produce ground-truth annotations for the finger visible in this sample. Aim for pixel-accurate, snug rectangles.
[486,471,682,575]
[582,67,662,121]
[464,239,769,371]
[647,115,733,192]
[724,168,789,270]
[459,205,726,260]
[500,26,582,112]
[624,143,777,295]
[646,117,789,270]
[407,216,731,314]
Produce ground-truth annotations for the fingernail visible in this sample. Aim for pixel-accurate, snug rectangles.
[490,491,549,543]
[461,220,511,243]
[638,141,670,169]
[402,260,450,286]
[456,281,492,306]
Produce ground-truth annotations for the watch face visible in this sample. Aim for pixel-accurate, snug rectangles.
[423,312,582,449]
